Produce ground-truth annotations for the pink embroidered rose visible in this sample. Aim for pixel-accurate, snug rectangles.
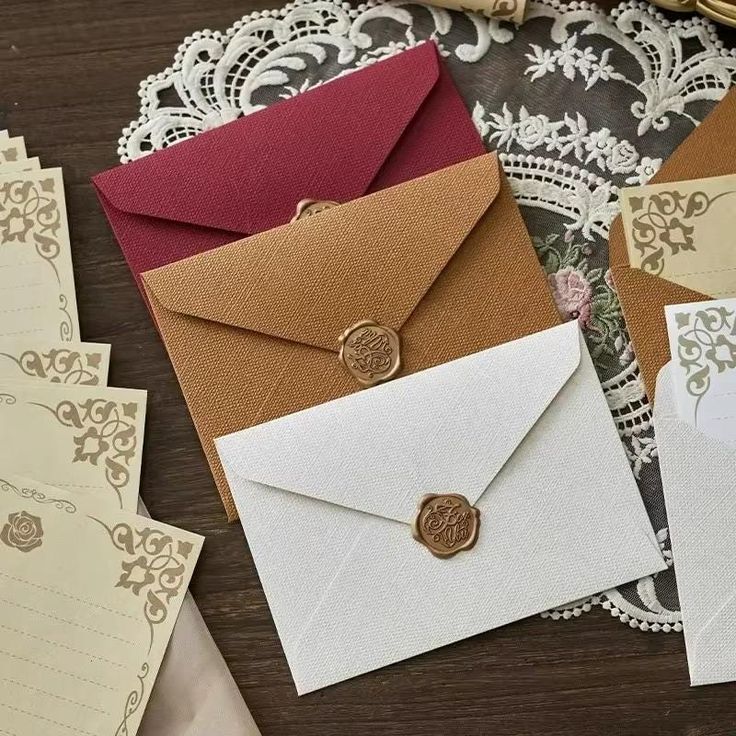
[604,268,616,292]
[548,267,593,326]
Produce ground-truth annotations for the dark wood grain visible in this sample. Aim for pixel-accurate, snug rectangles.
[1,2,735,734]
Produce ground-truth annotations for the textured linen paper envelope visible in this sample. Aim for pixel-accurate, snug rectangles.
[0,473,203,735]
[665,298,736,446]
[93,41,484,306]
[216,321,666,694]
[141,153,562,520]
[0,167,80,341]
[0,382,146,511]
[621,175,736,298]
[655,364,736,686]
[0,338,110,385]
[609,88,736,401]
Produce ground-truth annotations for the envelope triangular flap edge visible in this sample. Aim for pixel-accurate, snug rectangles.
[92,42,442,236]
[142,153,502,353]
[655,361,736,465]
[216,321,582,524]
[654,363,736,686]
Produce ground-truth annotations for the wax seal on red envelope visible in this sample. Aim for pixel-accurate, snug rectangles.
[291,199,339,222]
[338,320,401,387]
[412,494,480,557]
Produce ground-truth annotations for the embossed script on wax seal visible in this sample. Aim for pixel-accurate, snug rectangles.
[412,493,480,557]
[291,199,339,222]
[338,320,401,387]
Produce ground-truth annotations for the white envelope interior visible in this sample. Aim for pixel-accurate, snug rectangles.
[217,322,666,694]
[655,364,736,687]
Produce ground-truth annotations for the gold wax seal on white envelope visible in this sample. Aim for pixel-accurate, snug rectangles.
[412,493,480,557]
[338,320,401,387]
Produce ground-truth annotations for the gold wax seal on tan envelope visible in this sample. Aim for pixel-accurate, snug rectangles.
[412,493,480,557]
[291,199,339,222]
[338,320,401,387]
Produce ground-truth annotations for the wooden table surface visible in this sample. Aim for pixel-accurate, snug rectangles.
[2,1,735,734]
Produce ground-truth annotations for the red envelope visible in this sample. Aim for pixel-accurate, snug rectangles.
[93,42,485,299]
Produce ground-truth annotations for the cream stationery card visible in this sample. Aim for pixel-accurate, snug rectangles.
[620,175,736,297]
[0,168,80,341]
[665,298,736,447]
[0,382,146,510]
[0,339,110,385]
[0,136,27,166]
[0,473,203,736]
[0,156,41,173]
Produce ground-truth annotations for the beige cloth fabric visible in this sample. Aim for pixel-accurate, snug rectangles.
[140,592,261,736]
[138,502,261,736]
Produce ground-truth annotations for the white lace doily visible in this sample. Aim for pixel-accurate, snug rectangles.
[120,0,736,632]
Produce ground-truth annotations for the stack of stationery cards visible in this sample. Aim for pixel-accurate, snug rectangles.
[0,131,203,736]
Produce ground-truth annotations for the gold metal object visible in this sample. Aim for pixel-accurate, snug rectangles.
[648,0,736,26]
[338,320,401,387]
[291,199,339,222]
[647,0,695,10]
[697,0,736,28]
[412,493,480,558]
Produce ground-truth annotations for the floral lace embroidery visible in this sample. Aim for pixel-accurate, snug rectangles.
[475,104,662,183]
[526,1,736,136]
[533,231,626,366]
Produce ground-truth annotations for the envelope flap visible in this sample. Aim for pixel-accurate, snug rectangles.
[142,153,501,352]
[92,43,442,235]
[215,322,581,524]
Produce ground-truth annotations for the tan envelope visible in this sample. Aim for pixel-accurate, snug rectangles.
[610,89,736,403]
[142,153,561,519]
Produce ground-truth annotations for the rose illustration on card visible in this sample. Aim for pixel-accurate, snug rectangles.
[0,510,43,552]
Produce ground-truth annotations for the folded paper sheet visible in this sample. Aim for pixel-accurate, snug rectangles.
[0,338,110,385]
[141,152,561,519]
[0,381,146,511]
[93,42,485,307]
[217,321,666,693]
[609,88,736,401]
[655,364,736,686]
[0,168,79,342]
[0,473,202,735]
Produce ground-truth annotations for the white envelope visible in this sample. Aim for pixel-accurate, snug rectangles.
[655,362,736,686]
[216,321,666,694]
